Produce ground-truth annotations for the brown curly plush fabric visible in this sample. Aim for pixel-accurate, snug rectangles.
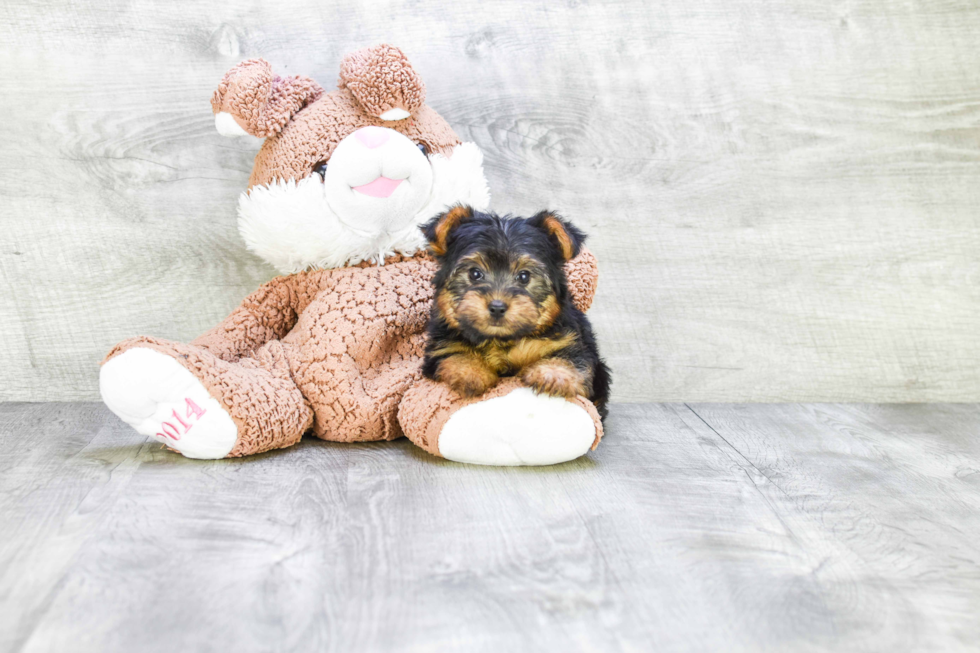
[103,251,599,456]
[338,44,426,117]
[104,336,314,457]
[246,89,461,188]
[212,46,458,189]
[211,59,324,138]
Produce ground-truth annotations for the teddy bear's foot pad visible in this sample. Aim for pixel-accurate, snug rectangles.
[438,388,596,466]
[100,348,238,459]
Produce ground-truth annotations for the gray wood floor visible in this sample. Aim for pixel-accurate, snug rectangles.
[2,402,979,652]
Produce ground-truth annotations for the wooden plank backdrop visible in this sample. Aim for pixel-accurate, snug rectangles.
[1,0,978,402]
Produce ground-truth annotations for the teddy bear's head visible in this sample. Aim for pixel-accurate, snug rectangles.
[212,44,490,273]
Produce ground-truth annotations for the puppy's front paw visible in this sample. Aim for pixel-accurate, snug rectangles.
[436,354,498,398]
[522,359,587,399]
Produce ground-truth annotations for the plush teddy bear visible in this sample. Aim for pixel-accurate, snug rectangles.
[99,44,604,466]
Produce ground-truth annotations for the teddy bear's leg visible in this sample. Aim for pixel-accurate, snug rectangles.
[398,377,603,466]
[100,336,313,459]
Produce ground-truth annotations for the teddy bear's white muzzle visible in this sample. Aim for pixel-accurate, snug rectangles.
[322,127,433,235]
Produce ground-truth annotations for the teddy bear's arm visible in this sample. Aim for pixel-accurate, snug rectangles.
[565,247,599,313]
[191,274,301,362]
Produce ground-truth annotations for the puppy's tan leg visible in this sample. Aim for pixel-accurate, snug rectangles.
[521,358,587,399]
[435,353,499,398]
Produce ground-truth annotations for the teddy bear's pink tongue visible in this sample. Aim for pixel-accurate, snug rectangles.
[352,176,403,198]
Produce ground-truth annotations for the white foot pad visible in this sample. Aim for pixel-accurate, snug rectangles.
[438,387,596,466]
[100,348,238,459]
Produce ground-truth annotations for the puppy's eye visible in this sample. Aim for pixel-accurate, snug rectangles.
[516,270,531,285]
[468,268,484,282]
[417,142,430,156]
[313,160,328,181]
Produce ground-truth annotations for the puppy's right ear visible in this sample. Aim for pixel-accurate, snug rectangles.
[421,205,474,257]
[211,59,323,138]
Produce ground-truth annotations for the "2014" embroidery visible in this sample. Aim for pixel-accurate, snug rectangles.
[156,398,207,441]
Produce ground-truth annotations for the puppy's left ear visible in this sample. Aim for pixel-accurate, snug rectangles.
[421,205,474,257]
[530,211,586,261]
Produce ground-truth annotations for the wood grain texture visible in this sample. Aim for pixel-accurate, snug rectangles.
[2,402,979,651]
[1,0,979,401]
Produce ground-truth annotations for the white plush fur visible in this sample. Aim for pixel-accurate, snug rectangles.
[380,108,411,121]
[438,388,597,466]
[238,141,491,273]
[100,348,238,459]
[321,128,434,235]
[215,111,249,137]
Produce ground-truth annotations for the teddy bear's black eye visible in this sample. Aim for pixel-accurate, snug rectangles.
[417,142,429,156]
[516,270,531,285]
[468,268,484,282]
[313,160,328,180]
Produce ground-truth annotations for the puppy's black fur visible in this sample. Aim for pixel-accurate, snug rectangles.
[420,205,611,419]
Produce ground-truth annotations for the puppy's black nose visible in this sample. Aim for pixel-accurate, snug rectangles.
[488,300,508,318]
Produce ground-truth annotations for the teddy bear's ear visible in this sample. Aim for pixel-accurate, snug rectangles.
[211,59,323,138]
[338,44,426,121]
[421,205,474,257]
[529,211,587,261]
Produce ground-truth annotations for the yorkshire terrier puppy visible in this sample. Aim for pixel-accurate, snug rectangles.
[420,205,611,419]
